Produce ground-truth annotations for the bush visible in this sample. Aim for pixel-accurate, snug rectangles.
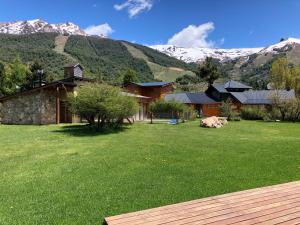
[149,99,193,123]
[219,99,240,121]
[241,106,266,120]
[68,83,138,129]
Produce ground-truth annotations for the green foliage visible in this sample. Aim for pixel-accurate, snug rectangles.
[0,33,69,79]
[196,57,220,85]
[0,56,32,95]
[149,99,191,122]
[240,106,266,120]
[270,57,293,90]
[0,33,197,83]
[64,36,154,82]
[68,83,138,128]
[220,99,240,121]
[270,95,300,122]
[175,74,199,85]
[122,69,139,84]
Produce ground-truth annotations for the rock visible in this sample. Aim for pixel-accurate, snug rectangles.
[201,116,228,128]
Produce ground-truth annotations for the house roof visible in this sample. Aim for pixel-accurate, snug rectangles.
[165,92,219,104]
[231,90,296,105]
[64,63,83,69]
[133,82,173,87]
[0,81,76,101]
[211,84,228,93]
[121,92,150,99]
[211,80,252,94]
[224,80,252,89]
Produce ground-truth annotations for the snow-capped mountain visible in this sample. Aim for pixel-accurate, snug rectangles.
[260,38,300,53]
[151,45,263,63]
[151,38,300,63]
[0,19,87,36]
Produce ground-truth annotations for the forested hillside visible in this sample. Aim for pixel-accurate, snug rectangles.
[0,33,195,82]
[0,33,69,77]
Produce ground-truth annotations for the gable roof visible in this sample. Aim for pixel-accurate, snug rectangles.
[211,80,252,94]
[165,92,219,104]
[231,90,296,105]
[224,80,252,89]
[133,82,173,87]
[211,84,228,93]
[64,63,83,69]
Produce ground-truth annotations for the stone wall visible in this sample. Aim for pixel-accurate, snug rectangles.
[0,89,57,125]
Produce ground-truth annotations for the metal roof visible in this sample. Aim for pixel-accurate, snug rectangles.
[211,84,228,93]
[231,90,296,105]
[224,80,252,89]
[134,82,173,87]
[212,80,252,93]
[165,92,218,104]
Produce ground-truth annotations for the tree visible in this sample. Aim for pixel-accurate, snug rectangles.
[270,57,292,90]
[196,57,220,85]
[0,61,7,96]
[290,66,300,97]
[8,56,30,92]
[122,69,139,84]
[68,83,138,129]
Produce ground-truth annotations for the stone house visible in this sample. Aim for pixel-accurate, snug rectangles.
[0,64,150,125]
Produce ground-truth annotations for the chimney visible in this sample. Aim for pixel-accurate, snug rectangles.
[64,64,83,79]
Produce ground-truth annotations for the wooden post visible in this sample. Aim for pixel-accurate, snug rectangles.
[56,86,60,124]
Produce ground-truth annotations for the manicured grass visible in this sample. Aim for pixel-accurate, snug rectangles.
[0,121,300,225]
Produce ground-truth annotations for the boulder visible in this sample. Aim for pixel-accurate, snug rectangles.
[201,116,228,128]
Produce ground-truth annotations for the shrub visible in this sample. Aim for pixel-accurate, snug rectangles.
[240,106,266,120]
[68,83,138,129]
[219,99,240,121]
[149,99,192,123]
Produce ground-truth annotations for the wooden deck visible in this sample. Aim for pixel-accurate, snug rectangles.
[105,181,300,225]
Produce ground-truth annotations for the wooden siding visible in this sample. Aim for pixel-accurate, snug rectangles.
[124,84,173,100]
[202,103,221,117]
[64,65,83,78]
[105,181,300,225]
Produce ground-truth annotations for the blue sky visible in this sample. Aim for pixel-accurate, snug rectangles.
[0,0,300,48]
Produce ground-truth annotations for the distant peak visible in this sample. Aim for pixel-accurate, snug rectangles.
[0,19,104,37]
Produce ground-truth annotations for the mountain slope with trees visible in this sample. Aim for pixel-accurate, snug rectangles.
[0,33,196,82]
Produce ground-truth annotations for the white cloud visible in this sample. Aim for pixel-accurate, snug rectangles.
[114,0,153,18]
[84,23,114,37]
[167,22,216,48]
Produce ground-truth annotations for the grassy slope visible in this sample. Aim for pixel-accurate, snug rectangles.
[53,35,77,64]
[0,121,300,225]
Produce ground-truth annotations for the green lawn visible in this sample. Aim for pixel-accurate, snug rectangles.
[0,121,300,225]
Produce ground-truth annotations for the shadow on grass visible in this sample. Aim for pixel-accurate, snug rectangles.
[52,124,130,137]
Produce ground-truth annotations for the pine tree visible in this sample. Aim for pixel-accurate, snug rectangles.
[196,57,220,85]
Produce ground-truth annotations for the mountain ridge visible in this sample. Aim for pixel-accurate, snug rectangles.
[151,38,300,64]
[0,19,97,36]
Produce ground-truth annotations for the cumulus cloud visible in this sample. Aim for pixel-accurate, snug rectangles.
[114,0,153,18]
[167,22,215,48]
[84,23,114,37]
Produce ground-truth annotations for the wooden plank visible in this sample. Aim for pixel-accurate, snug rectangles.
[106,182,300,223]
[115,192,300,225]
[104,181,300,225]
